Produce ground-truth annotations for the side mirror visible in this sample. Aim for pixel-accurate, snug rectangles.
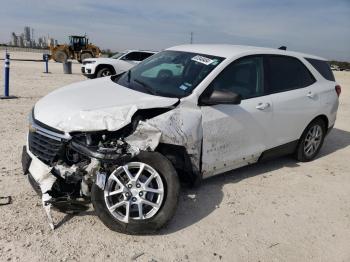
[199,89,242,106]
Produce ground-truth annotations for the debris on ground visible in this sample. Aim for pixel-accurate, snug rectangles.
[268,243,280,248]
[0,196,12,206]
[131,252,145,261]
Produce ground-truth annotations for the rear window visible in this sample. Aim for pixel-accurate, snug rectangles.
[265,55,316,94]
[305,58,335,81]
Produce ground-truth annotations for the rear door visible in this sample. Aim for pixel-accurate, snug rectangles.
[264,55,319,147]
[304,58,338,128]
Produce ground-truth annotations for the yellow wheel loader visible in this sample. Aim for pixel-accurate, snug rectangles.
[50,35,101,63]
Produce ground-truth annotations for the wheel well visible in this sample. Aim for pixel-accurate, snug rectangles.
[312,115,329,130]
[95,64,116,75]
[155,143,199,186]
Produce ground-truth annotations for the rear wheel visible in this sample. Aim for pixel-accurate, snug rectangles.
[295,118,326,162]
[53,50,68,63]
[92,152,180,234]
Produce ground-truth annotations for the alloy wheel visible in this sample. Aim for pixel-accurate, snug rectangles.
[303,124,323,157]
[101,70,111,76]
[104,162,164,223]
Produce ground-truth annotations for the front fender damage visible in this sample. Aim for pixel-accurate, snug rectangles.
[28,105,203,230]
[126,106,203,174]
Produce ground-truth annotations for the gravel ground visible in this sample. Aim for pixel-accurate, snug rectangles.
[0,52,349,262]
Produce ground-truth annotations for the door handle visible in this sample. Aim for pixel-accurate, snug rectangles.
[307,92,315,98]
[256,102,270,110]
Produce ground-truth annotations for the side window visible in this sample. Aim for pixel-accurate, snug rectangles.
[122,52,141,61]
[305,58,335,81]
[265,56,315,94]
[139,52,154,61]
[209,56,264,99]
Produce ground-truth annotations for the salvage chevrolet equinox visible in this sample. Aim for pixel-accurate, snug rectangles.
[22,44,340,234]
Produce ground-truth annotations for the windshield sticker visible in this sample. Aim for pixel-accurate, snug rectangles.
[211,59,219,66]
[179,84,189,91]
[191,55,214,65]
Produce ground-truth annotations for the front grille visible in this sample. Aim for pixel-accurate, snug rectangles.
[29,131,63,165]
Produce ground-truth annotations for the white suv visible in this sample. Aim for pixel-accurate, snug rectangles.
[81,50,156,78]
[22,44,340,234]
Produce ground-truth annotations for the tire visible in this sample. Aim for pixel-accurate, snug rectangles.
[295,118,326,162]
[92,151,180,234]
[97,67,113,78]
[28,173,42,196]
[53,50,68,63]
[80,52,93,63]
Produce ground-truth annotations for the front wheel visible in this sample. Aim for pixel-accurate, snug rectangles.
[92,152,180,234]
[96,67,113,78]
[295,118,326,162]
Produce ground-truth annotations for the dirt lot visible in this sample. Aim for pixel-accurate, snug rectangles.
[0,52,349,262]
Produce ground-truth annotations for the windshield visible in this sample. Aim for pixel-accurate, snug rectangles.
[114,50,224,98]
[110,52,126,59]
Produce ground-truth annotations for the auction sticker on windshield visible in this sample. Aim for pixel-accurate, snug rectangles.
[191,55,214,65]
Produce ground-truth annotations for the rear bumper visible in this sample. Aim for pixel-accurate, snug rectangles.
[326,124,334,136]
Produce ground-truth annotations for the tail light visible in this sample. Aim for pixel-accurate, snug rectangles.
[335,85,341,97]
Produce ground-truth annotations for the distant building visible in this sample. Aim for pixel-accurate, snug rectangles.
[11,32,18,46]
[24,26,31,41]
[18,34,24,47]
[48,38,54,47]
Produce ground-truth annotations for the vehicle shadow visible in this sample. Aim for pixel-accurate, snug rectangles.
[161,128,350,234]
[318,128,350,157]
[55,210,96,229]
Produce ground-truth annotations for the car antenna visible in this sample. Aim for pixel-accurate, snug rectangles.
[278,46,287,50]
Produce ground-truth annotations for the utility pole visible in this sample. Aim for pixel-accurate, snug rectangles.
[190,32,193,44]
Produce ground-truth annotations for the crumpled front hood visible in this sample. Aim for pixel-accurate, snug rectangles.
[34,77,178,133]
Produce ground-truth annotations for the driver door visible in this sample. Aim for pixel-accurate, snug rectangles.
[200,55,273,177]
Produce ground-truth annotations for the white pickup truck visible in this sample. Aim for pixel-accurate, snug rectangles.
[81,50,156,78]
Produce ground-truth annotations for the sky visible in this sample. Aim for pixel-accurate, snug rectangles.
[0,0,349,61]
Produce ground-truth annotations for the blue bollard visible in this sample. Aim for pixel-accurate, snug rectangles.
[4,52,10,96]
[1,51,17,99]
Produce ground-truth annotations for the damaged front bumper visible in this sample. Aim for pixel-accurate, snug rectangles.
[23,114,147,230]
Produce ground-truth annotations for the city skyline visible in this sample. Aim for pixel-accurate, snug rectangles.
[9,26,57,49]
